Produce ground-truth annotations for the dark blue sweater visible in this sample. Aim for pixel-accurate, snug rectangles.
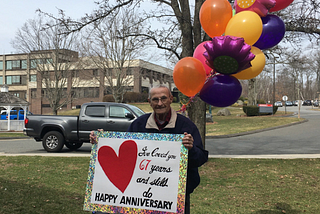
[127,113,208,194]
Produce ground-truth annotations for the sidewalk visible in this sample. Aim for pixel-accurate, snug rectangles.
[209,154,320,159]
[2,152,320,159]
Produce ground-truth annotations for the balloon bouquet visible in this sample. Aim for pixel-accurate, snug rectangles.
[173,0,293,108]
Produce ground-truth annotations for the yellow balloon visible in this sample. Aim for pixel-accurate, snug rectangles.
[232,46,265,80]
[225,11,263,45]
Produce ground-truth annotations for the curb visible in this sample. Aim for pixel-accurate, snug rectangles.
[208,154,320,159]
[0,119,308,140]
[0,136,29,139]
[0,152,91,157]
[206,118,308,139]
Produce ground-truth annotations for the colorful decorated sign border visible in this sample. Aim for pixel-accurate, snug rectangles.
[83,131,188,214]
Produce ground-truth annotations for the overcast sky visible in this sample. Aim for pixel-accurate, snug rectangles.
[0,0,171,68]
[0,0,97,54]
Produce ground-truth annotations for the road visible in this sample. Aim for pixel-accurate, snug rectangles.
[1,105,320,158]
[206,105,320,158]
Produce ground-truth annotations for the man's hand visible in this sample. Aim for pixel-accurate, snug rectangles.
[89,129,104,144]
[182,132,194,150]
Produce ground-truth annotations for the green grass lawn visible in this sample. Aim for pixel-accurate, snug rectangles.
[1,156,320,213]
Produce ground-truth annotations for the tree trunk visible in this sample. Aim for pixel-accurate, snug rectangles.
[248,79,256,105]
[175,1,206,148]
[187,96,206,148]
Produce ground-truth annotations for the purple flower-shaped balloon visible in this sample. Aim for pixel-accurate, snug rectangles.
[203,36,255,75]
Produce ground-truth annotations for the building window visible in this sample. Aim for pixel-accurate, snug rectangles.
[84,88,99,98]
[11,91,26,99]
[21,60,27,69]
[31,89,37,98]
[6,61,12,70]
[72,70,78,78]
[0,61,3,70]
[30,58,52,69]
[0,76,2,84]
[5,75,26,85]
[5,60,27,70]
[6,76,20,84]
[29,75,37,82]
[126,68,132,75]
[30,59,38,69]
[73,87,99,98]
[93,69,99,76]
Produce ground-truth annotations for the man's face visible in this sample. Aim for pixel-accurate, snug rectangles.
[148,87,173,117]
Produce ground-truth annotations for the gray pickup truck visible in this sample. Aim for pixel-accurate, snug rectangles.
[24,102,145,152]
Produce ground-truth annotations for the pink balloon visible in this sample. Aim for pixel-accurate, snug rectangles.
[193,41,213,76]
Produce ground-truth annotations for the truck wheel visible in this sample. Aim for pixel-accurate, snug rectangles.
[65,142,83,150]
[42,131,65,152]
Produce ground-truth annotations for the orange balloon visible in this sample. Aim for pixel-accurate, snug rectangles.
[225,11,263,45]
[173,57,206,97]
[200,0,233,38]
[232,46,265,80]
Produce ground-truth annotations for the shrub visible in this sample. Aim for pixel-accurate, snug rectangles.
[173,97,177,103]
[103,95,115,102]
[123,92,148,103]
[238,96,245,102]
[103,92,149,103]
[123,92,139,103]
[243,105,278,116]
[257,99,266,104]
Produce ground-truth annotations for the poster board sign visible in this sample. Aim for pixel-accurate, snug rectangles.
[83,131,188,214]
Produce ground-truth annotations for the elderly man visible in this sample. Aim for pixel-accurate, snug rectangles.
[127,85,208,214]
[91,85,208,214]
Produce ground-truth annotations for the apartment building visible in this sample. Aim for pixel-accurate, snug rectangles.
[0,49,174,114]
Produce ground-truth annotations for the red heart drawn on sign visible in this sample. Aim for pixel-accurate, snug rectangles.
[98,140,137,193]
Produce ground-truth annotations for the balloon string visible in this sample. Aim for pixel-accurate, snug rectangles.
[177,96,195,113]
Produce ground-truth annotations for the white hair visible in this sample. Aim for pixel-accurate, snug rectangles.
[148,85,172,99]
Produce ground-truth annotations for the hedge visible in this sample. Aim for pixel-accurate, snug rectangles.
[243,105,278,116]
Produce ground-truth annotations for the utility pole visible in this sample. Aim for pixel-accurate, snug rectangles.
[272,56,279,105]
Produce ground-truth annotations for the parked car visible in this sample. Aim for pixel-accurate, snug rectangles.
[313,100,319,107]
[285,101,293,106]
[24,102,145,152]
[0,110,32,120]
[274,101,283,107]
[303,100,312,106]
[294,100,304,106]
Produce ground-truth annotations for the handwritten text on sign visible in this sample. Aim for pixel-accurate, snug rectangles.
[86,133,187,213]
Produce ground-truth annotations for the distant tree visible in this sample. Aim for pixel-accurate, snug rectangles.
[80,8,144,103]
[11,15,81,115]
[309,51,320,99]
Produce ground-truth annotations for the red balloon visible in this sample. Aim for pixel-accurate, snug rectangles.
[173,57,206,97]
[193,41,213,76]
[269,0,293,12]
